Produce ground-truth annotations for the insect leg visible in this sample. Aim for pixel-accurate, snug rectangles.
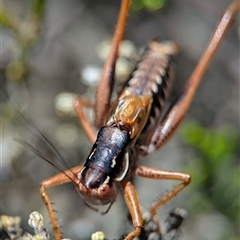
[134,166,191,217]
[40,166,82,240]
[74,98,97,143]
[142,0,240,154]
[94,0,131,128]
[119,179,142,240]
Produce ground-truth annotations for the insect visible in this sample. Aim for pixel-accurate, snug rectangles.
[20,0,239,239]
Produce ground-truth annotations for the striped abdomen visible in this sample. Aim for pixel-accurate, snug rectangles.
[121,40,178,135]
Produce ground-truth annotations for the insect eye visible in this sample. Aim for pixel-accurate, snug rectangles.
[97,184,110,197]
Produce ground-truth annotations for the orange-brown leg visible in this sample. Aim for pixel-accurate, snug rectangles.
[74,0,131,136]
[94,0,131,128]
[142,0,240,154]
[119,179,142,240]
[40,166,83,240]
[74,98,97,144]
[134,166,191,217]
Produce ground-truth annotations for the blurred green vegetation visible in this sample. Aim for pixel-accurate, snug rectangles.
[131,0,167,11]
[1,0,45,82]
[180,121,240,235]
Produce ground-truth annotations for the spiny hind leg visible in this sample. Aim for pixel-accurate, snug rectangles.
[140,0,240,156]
[40,166,82,240]
[134,166,190,218]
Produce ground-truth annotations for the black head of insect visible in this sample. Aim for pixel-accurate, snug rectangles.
[76,126,130,207]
